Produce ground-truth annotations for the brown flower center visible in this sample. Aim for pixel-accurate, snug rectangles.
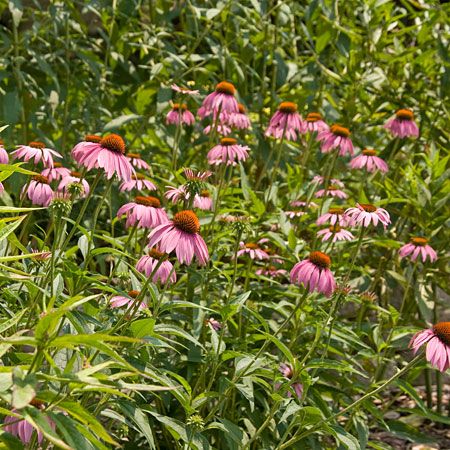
[330,124,350,137]
[70,171,81,177]
[29,141,45,149]
[309,251,331,269]
[238,103,246,114]
[359,203,377,213]
[395,109,414,121]
[328,207,344,215]
[85,134,102,143]
[53,162,62,168]
[173,210,200,234]
[173,103,187,111]
[433,322,450,346]
[0,139,3,145]
[329,225,342,232]
[327,185,339,191]
[245,243,259,249]
[132,174,145,180]
[148,248,164,259]
[362,149,377,156]
[215,81,236,95]
[128,290,140,298]
[200,190,210,198]
[306,112,322,122]
[127,152,141,159]
[33,175,49,184]
[278,101,297,113]
[220,137,237,146]
[100,134,126,154]
[411,236,428,246]
[135,196,161,208]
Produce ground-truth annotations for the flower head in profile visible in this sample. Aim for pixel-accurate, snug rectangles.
[317,207,349,227]
[384,109,419,138]
[203,123,232,136]
[120,173,157,192]
[205,317,222,331]
[58,171,90,198]
[184,168,213,182]
[165,185,189,204]
[166,103,195,126]
[0,141,9,164]
[77,133,135,181]
[399,237,437,263]
[290,251,336,297]
[198,81,239,118]
[315,185,348,199]
[171,83,199,95]
[350,149,388,173]
[110,290,146,310]
[226,103,251,130]
[207,138,249,166]
[148,210,209,265]
[71,134,102,163]
[265,102,305,141]
[237,241,270,260]
[41,162,71,182]
[136,248,177,284]
[23,174,54,206]
[317,225,354,242]
[410,322,450,372]
[256,265,287,278]
[277,363,303,399]
[305,112,329,133]
[117,196,168,229]
[317,124,354,156]
[285,200,317,219]
[193,190,213,211]
[312,176,344,188]
[126,153,150,170]
[344,203,390,228]
[12,141,62,168]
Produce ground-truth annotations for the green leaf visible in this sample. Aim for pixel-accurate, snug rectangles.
[130,318,156,338]
[103,114,142,131]
[12,367,36,409]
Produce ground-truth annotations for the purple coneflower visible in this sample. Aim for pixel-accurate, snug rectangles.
[304,112,329,133]
[110,290,146,310]
[205,317,222,331]
[290,251,336,297]
[350,149,388,173]
[198,81,239,118]
[166,103,195,126]
[165,185,189,204]
[237,241,270,260]
[207,138,249,166]
[312,176,344,187]
[136,248,177,284]
[171,83,199,95]
[0,141,9,164]
[126,153,150,170]
[317,124,354,156]
[24,175,54,206]
[265,101,305,141]
[58,171,90,197]
[315,185,348,199]
[117,196,168,229]
[317,225,354,242]
[148,210,209,265]
[120,174,157,192]
[226,103,251,129]
[184,168,212,181]
[193,190,213,211]
[399,237,437,263]
[278,363,303,399]
[317,207,349,227]
[12,141,62,168]
[344,203,390,228]
[41,162,71,181]
[71,134,102,163]
[410,323,450,372]
[256,266,287,278]
[384,109,419,138]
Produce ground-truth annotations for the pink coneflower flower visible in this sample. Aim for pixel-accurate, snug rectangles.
[384,109,419,138]
[166,103,195,126]
[31,249,52,261]
[317,225,354,242]
[285,209,307,219]
[237,242,270,260]
[344,203,390,228]
[136,248,177,284]
[148,210,209,265]
[78,134,134,181]
[207,138,250,166]
[193,190,213,211]
[290,251,336,297]
[198,81,239,118]
[317,207,349,227]
[278,363,303,400]
[312,176,344,188]
[41,162,71,181]
[265,102,305,141]
[71,134,102,163]
[110,290,146,310]
[285,200,318,219]
[256,265,287,277]
[203,123,232,136]
[399,237,437,263]
[205,317,222,331]
[58,171,90,197]
[165,185,188,203]
[315,185,348,199]
[171,83,199,95]
[3,412,42,444]
[350,149,389,173]
[304,112,329,133]
[409,322,450,372]
[126,153,150,170]
[120,174,157,192]
[12,141,62,168]
[0,140,9,164]
[226,103,251,129]
[24,175,54,206]
[183,168,212,181]
[117,196,168,229]
[317,124,354,156]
